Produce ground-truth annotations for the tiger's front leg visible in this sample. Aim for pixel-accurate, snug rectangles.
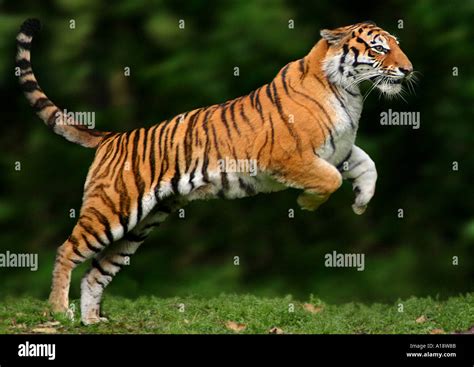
[338,145,378,215]
[272,151,343,211]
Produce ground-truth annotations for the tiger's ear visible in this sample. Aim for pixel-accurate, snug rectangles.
[320,27,351,45]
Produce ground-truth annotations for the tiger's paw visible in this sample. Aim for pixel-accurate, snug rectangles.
[48,297,69,314]
[297,192,329,211]
[81,315,109,325]
[81,305,109,325]
[352,203,367,215]
[352,184,374,215]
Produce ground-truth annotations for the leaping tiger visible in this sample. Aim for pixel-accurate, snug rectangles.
[16,19,413,324]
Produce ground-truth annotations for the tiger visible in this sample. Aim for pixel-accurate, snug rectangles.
[16,18,413,324]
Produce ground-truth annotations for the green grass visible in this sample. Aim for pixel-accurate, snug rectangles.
[1,293,473,334]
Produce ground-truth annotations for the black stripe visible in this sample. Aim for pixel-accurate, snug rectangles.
[169,116,181,142]
[280,64,290,95]
[156,125,172,196]
[248,90,256,109]
[92,259,113,277]
[298,59,305,74]
[20,80,39,92]
[46,108,59,127]
[218,171,228,199]
[265,84,274,104]
[183,110,200,171]
[338,44,350,74]
[154,125,168,194]
[356,37,370,48]
[69,236,86,259]
[350,46,360,66]
[229,100,241,136]
[268,115,275,157]
[82,235,103,253]
[188,158,198,190]
[312,73,326,89]
[124,232,148,243]
[239,104,254,130]
[256,133,268,163]
[170,143,181,193]
[131,129,146,222]
[72,246,86,259]
[219,107,233,141]
[210,124,223,161]
[254,88,265,122]
[141,127,149,164]
[78,220,107,247]
[16,58,31,70]
[19,19,41,37]
[87,207,114,244]
[238,177,256,196]
[32,97,53,111]
[115,138,131,233]
[16,40,31,50]
[201,113,210,184]
[93,189,126,236]
[94,276,108,288]
[108,260,124,269]
[149,126,157,184]
[329,133,336,152]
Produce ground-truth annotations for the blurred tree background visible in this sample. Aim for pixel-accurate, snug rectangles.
[0,0,473,303]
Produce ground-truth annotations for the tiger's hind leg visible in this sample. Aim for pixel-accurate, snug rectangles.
[49,219,111,314]
[80,207,173,325]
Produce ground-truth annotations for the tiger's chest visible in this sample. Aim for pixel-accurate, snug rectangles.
[315,91,363,166]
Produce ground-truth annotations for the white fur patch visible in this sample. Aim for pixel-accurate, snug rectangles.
[316,91,362,165]
[16,34,32,43]
[156,182,173,199]
[377,83,402,96]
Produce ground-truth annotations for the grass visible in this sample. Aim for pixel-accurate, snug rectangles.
[0,293,473,334]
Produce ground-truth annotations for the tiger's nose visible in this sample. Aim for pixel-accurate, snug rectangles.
[399,66,413,76]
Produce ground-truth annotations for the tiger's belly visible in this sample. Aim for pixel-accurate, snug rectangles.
[184,171,287,201]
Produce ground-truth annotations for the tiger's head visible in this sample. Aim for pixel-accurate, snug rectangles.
[320,21,413,97]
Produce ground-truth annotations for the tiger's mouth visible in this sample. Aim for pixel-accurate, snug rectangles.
[370,75,404,96]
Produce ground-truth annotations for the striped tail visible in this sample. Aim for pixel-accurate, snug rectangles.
[16,19,108,148]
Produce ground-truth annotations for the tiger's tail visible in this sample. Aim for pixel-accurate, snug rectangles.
[16,18,108,148]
